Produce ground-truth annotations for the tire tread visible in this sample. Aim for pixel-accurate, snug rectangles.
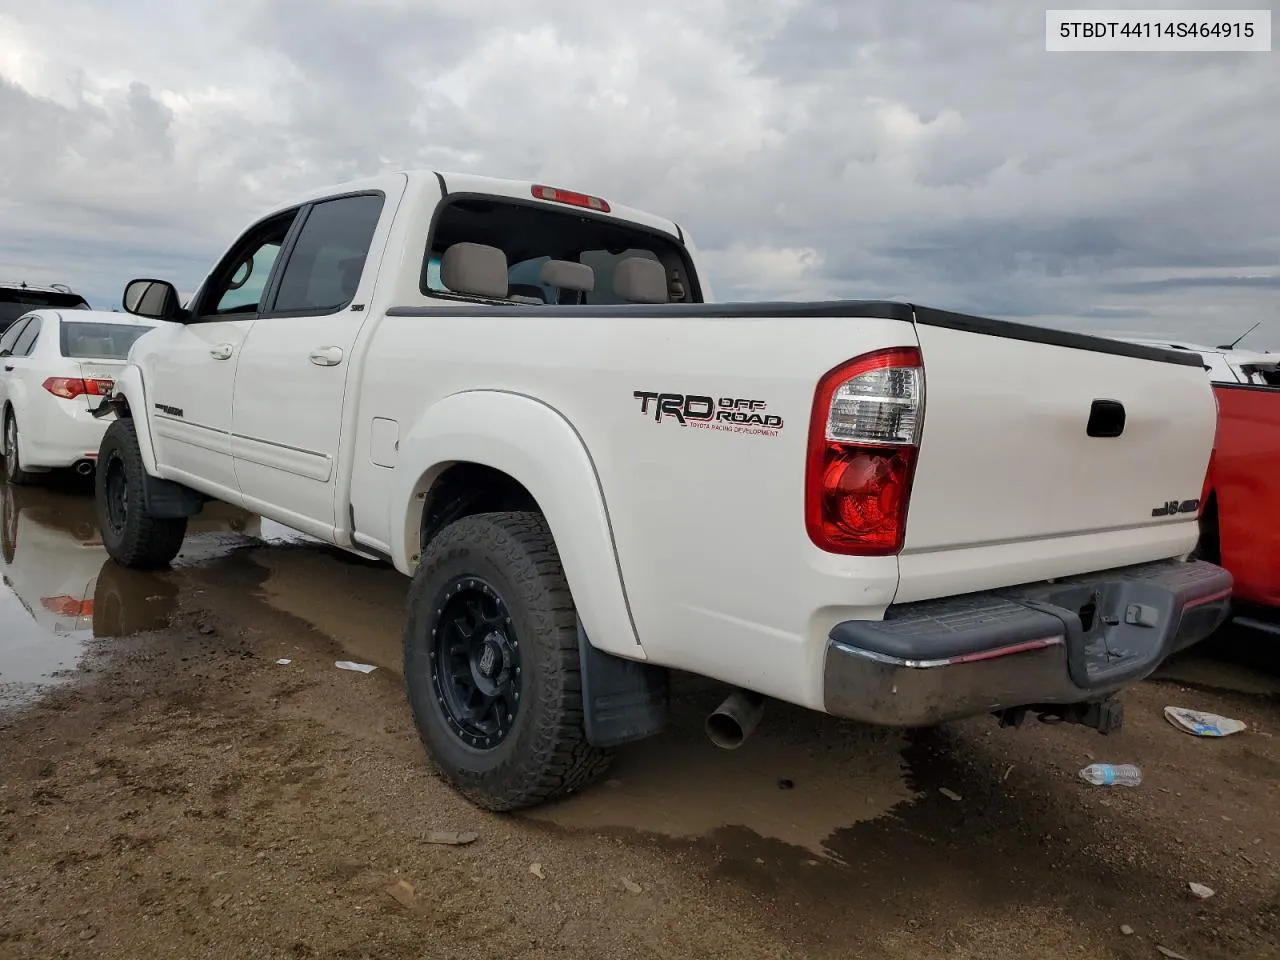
[405,510,611,811]
[96,418,187,569]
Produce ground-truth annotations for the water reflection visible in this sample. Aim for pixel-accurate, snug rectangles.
[0,477,258,707]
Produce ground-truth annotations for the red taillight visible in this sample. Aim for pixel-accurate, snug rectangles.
[531,184,611,213]
[41,596,95,617]
[42,377,113,399]
[805,346,924,556]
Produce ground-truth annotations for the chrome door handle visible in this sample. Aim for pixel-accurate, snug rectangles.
[309,346,344,366]
[210,343,234,360]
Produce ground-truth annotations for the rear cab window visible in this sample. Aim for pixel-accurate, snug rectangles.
[421,196,701,306]
[59,321,154,360]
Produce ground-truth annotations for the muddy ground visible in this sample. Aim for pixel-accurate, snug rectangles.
[1,477,1278,959]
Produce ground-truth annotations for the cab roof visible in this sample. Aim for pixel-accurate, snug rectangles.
[275,168,684,242]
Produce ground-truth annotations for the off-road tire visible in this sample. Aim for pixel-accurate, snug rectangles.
[404,511,612,811]
[3,410,38,486]
[96,418,187,569]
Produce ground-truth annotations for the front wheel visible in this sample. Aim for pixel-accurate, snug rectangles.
[403,511,611,811]
[96,418,187,569]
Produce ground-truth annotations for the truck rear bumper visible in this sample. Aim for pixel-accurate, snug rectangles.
[823,559,1232,726]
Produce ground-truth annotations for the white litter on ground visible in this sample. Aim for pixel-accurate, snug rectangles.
[335,661,377,674]
[275,659,292,665]
[1164,706,1246,737]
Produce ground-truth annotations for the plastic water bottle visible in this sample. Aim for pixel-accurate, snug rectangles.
[1079,763,1142,787]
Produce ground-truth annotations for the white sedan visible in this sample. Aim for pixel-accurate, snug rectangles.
[0,309,158,484]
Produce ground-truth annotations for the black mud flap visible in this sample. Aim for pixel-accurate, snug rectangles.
[577,621,669,748]
[141,472,206,519]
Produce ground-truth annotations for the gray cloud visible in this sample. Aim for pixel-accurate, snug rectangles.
[0,0,1277,348]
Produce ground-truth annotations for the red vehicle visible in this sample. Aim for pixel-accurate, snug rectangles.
[1198,380,1280,632]
[1126,335,1280,631]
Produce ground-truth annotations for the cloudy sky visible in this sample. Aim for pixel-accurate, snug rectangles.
[2,0,1277,348]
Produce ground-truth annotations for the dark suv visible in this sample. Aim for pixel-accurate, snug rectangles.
[1,282,91,334]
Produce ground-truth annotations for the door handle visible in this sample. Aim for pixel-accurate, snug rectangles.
[210,343,234,360]
[3,365,12,372]
[309,346,344,367]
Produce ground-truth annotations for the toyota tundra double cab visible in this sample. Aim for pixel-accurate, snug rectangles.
[94,169,1231,811]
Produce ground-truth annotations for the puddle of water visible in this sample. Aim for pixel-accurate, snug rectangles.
[528,687,917,858]
[235,542,920,857]
[235,544,920,856]
[0,476,259,709]
[250,547,406,670]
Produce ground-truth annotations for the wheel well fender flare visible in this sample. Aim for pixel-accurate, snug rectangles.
[393,390,644,659]
[109,366,161,475]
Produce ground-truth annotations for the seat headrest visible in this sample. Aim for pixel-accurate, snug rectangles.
[441,243,508,299]
[539,259,595,293]
[612,257,668,303]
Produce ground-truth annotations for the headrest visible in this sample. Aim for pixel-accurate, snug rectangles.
[539,259,595,293]
[612,257,668,303]
[441,243,508,299]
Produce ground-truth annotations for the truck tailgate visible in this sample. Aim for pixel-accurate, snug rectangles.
[899,310,1217,600]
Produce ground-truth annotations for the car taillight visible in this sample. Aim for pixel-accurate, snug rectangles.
[42,377,114,399]
[805,346,924,556]
[531,184,611,212]
[41,596,95,617]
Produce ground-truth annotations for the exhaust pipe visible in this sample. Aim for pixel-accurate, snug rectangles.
[705,689,765,750]
[74,460,95,476]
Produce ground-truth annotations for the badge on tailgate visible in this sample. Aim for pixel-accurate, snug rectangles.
[1150,498,1200,517]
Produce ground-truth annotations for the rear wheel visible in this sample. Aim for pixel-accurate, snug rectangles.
[403,511,611,811]
[2,410,38,486]
[96,418,187,569]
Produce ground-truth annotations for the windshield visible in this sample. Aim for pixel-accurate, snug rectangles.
[0,290,90,324]
[59,321,154,360]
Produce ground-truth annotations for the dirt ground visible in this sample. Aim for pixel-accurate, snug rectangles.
[1,481,1279,959]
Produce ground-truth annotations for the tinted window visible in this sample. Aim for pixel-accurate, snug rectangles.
[0,317,30,354]
[59,321,154,360]
[1,290,89,324]
[13,317,41,356]
[271,194,385,314]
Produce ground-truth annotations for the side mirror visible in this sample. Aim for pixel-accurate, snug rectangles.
[123,279,182,321]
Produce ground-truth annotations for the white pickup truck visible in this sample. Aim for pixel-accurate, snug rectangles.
[96,169,1231,811]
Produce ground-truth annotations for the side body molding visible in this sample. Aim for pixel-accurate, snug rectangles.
[391,390,645,660]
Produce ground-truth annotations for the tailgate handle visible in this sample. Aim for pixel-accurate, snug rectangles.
[1087,399,1126,438]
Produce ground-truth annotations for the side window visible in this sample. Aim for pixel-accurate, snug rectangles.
[0,317,30,355]
[13,316,41,357]
[270,194,385,315]
[195,210,299,320]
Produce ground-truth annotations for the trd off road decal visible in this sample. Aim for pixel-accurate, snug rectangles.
[632,391,784,438]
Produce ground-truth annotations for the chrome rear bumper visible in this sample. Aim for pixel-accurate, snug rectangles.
[823,559,1232,726]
